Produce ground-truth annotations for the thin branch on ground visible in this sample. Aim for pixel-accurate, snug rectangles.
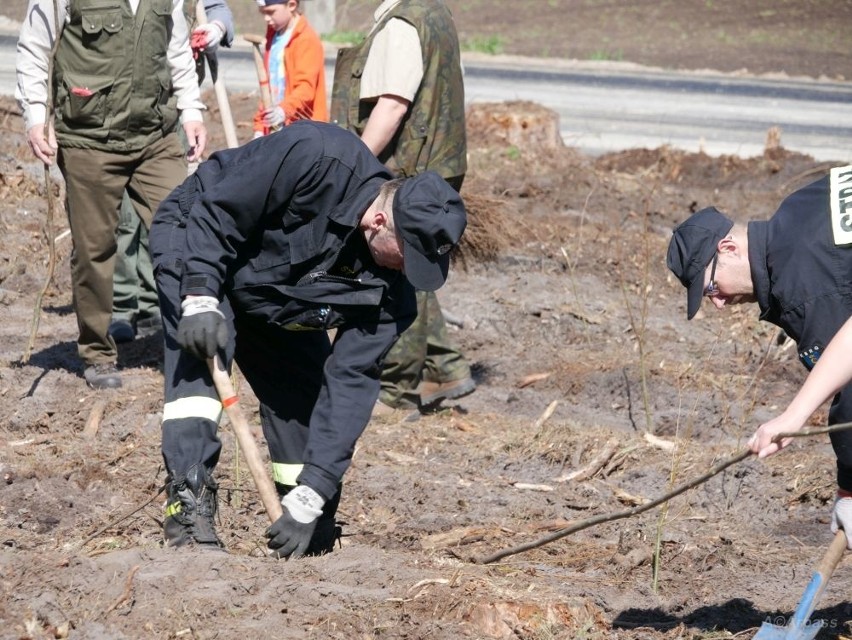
[80,486,166,548]
[474,447,752,564]
[475,421,852,564]
[103,565,139,616]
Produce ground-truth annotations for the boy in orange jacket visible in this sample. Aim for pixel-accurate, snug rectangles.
[253,0,328,137]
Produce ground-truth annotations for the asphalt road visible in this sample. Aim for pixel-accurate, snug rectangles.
[2,34,851,163]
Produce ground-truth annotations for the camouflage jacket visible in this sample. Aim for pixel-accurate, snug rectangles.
[330,0,466,180]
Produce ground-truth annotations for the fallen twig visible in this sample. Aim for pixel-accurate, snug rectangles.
[474,447,752,564]
[533,400,558,430]
[80,485,166,548]
[555,437,618,482]
[643,432,675,451]
[82,400,107,439]
[512,482,553,492]
[516,372,551,388]
[103,565,139,616]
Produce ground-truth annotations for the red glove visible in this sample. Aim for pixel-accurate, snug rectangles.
[190,30,208,60]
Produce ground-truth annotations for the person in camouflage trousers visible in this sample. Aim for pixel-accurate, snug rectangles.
[109,0,235,344]
[330,0,475,411]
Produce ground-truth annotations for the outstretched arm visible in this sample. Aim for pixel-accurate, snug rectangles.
[749,316,852,457]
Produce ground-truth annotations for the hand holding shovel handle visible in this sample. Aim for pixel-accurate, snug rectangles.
[196,2,239,148]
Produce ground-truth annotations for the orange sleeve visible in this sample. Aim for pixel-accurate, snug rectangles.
[282,20,328,124]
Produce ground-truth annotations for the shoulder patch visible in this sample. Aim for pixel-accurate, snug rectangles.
[798,344,823,370]
[829,165,852,246]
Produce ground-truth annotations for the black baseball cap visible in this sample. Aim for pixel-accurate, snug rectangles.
[393,171,467,292]
[666,207,734,319]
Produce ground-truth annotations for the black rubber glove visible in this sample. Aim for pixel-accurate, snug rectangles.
[176,296,227,360]
[266,485,325,559]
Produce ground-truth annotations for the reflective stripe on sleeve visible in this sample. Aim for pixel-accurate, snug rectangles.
[162,396,223,423]
[271,462,303,487]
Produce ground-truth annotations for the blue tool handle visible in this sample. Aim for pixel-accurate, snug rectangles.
[790,529,847,631]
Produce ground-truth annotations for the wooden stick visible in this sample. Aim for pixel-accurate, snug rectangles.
[474,447,753,564]
[104,565,139,615]
[82,399,107,439]
[243,34,274,112]
[81,486,166,547]
[22,1,62,364]
[533,400,558,430]
[473,421,852,563]
[774,421,852,441]
[207,355,283,524]
[196,2,238,149]
[555,437,618,482]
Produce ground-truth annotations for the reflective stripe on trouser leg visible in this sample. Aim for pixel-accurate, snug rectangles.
[272,463,303,487]
[163,396,222,422]
[154,227,235,478]
[233,313,330,495]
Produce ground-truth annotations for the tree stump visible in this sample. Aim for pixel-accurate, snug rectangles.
[466,101,563,150]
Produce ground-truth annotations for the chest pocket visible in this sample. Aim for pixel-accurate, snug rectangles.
[150,0,172,16]
[57,71,115,134]
[81,9,123,35]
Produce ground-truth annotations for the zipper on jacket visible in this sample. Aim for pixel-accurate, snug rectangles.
[298,270,363,286]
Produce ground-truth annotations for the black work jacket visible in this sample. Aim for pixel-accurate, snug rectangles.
[153,121,416,497]
[748,172,852,489]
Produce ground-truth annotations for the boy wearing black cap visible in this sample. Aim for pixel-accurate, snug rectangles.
[149,121,466,557]
[666,165,852,547]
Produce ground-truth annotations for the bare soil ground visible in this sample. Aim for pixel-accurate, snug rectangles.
[2,3,852,640]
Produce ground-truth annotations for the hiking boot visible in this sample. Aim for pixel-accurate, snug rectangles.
[136,311,163,338]
[108,319,135,344]
[418,376,476,408]
[163,465,224,549]
[83,364,122,390]
[371,399,397,419]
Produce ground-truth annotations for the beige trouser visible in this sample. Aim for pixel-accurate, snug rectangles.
[57,133,186,365]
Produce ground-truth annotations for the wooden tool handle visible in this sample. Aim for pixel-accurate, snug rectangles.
[194,2,239,148]
[816,529,848,580]
[208,356,283,523]
[243,34,274,110]
[789,529,848,631]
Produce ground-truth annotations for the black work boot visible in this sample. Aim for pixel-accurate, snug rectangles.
[163,465,224,549]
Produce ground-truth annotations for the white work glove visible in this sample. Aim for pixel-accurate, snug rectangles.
[192,21,225,53]
[830,493,852,550]
[266,485,325,559]
[177,295,227,360]
[262,106,285,130]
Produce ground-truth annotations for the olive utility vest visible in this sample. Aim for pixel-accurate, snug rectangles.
[330,0,466,180]
[53,0,179,151]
